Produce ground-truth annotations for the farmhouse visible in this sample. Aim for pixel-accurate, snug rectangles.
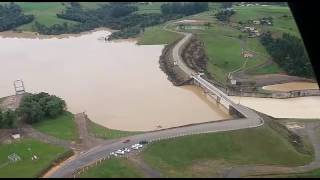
[242,51,254,58]
[242,26,260,38]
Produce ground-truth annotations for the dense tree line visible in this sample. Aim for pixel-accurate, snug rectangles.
[0,2,34,31]
[215,9,235,22]
[0,109,18,129]
[33,3,181,39]
[18,92,66,124]
[160,2,209,16]
[260,32,314,78]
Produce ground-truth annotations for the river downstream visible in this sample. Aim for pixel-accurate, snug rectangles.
[0,30,230,131]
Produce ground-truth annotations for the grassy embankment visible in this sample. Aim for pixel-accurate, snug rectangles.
[0,138,70,178]
[254,168,320,178]
[138,4,293,85]
[79,158,144,178]
[88,120,141,140]
[185,5,295,83]
[138,25,183,45]
[283,169,320,178]
[78,118,314,178]
[231,5,300,37]
[230,5,300,74]
[32,111,78,141]
[141,120,313,177]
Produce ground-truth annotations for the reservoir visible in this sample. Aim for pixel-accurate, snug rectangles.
[0,30,230,131]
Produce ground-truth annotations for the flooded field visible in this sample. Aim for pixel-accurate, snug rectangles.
[0,30,230,131]
[263,82,319,92]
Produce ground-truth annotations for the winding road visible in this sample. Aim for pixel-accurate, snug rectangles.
[48,21,265,178]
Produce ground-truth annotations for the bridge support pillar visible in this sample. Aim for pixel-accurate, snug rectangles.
[216,96,221,104]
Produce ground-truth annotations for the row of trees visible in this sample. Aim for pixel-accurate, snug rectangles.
[18,92,66,124]
[260,32,314,78]
[0,2,34,31]
[0,109,18,129]
[160,2,209,16]
[33,3,182,39]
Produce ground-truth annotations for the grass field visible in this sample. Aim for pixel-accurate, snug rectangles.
[283,168,320,178]
[0,138,69,178]
[255,168,320,178]
[135,2,164,14]
[138,25,183,45]
[32,112,77,141]
[177,5,289,81]
[0,2,106,32]
[231,5,301,37]
[13,2,76,31]
[141,122,313,177]
[88,120,141,140]
[79,158,144,178]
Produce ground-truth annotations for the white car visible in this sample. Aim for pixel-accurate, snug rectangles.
[123,148,130,153]
[131,144,143,150]
[109,152,118,157]
[115,150,125,155]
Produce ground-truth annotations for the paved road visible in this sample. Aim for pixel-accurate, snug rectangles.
[49,21,264,178]
[49,117,263,177]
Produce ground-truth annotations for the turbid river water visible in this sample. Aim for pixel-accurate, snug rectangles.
[0,30,230,131]
[1,30,319,131]
[263,82,319,92]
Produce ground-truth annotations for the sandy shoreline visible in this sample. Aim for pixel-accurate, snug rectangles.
[0,27,117,39]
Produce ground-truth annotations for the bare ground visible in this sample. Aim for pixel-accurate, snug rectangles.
[74,113,105,151]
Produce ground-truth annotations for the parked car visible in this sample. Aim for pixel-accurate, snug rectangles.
[139,140,148,145]
[115,150,125,155]
[110,152,118,157]
[123,148,130,152]
[131,143,143,150]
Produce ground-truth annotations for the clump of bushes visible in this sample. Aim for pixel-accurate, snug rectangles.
[18,92,66,124]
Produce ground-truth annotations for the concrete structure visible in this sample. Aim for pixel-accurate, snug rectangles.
[13,80,25,95]
[49,22,265,178]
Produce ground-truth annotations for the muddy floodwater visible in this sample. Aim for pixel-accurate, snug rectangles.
[263,82,319,92]
[229,96,320,119]
[0,30,230,131]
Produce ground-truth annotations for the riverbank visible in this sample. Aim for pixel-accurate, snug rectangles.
[0,27,117,39]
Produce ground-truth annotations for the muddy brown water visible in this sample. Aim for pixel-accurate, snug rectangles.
[0,30,230,131]
[229,96,320,119]
[262,82,319,92]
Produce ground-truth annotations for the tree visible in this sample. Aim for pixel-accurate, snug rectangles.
[0,3,34,32]
[0,109,18,128]
[18,92,66,124]
[260,32,314,78]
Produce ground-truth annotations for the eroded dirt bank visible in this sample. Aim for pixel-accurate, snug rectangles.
[158,37,192,86]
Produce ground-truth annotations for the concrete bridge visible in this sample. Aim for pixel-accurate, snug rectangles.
[169,24,262,120]
[49,23,264,178]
